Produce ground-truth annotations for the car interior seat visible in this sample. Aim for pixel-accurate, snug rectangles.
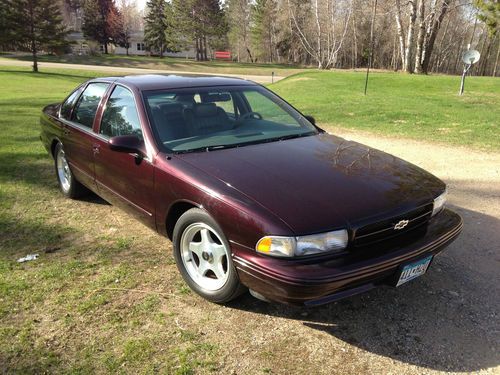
[183,103,231,137]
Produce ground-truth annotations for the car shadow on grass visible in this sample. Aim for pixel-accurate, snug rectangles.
[228,205,500,372]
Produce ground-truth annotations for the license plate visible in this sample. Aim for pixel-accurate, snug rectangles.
[396,255,433,287]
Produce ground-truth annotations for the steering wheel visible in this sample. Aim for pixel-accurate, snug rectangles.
[239,112,263,121]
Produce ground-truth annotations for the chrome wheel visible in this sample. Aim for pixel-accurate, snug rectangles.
[180,223,229,291]
[56,148,71,193]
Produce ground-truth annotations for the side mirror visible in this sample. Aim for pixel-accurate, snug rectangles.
[109,135,145,156]
[304,115,316,126]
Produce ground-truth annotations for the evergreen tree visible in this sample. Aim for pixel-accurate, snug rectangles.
[82,0,122,54]
[475,0,499,37]
[3,0,69,72]
[0,0,14,50]
[144,0,168,57]
[172,0,227,61]
[251,0,277,62]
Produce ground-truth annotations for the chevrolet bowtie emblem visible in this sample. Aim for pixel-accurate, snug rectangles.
[394,220,409,230]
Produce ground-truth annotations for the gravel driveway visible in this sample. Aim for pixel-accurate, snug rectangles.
[209,131,499,374]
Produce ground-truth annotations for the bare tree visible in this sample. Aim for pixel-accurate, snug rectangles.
[288,0,352,69]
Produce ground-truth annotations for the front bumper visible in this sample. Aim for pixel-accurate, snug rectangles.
[232,208,462,306]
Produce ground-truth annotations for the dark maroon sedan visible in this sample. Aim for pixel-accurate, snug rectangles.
[40,74,462,306]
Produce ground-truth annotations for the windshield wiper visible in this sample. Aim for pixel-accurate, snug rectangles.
[175,131,317,154]
[175,144,239,154]
[262,131,317,143]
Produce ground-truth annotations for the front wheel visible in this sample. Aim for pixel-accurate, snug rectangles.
[54,143,87,199]
[173,208,246,303]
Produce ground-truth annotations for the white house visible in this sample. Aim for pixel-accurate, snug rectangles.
[114,31,197,59]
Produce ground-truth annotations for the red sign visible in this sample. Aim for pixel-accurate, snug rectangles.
[215,51,231,60]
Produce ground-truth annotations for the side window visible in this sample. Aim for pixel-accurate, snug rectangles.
[100,86,142,139]
[60,87,83,120]
[72,83,109,128]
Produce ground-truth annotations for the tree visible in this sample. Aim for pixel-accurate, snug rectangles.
[475,0,499,76]
[0,0,15,50]
[394,0,417,72]
[2,0,69,72]
[82,0,122,54]
[227,0,253,62]
[144,0,168,57]
[475,0,500,36]
[251,0,278,62]
[288,0,352,69]
[414,0,453,74]
[172,0,227,61]
[117,0,142,55]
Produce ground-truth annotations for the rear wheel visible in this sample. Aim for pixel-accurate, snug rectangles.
[54,143,87,199]
[173,208,245,303]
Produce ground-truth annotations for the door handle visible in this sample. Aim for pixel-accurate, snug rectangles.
[92,143,101,155]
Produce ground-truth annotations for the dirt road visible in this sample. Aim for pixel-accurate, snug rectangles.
[191,130,500,374]
[0,58,282,84]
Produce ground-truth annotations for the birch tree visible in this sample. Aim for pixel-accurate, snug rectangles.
[288,0,352,69]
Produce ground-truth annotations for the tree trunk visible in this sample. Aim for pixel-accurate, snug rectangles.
[32,43,38,72]
[493,36,500,77]
[195,38,200,61]
[421,0,451,74]
[480,36,493,76]
[28,0,37,72]
[352,5,358,68]
[203,35,208,61]
[414,0,425,73]
[434,15,451,73]
[395,0,406,71]
[404,1,416,72]
[246,47,254,63]
[104,43,108,54]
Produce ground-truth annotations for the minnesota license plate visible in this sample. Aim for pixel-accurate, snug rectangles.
[396,255,433,287]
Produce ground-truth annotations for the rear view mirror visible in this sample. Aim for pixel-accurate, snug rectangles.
[202,92,232,102]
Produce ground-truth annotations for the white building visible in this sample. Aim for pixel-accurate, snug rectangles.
[114,31,196,59]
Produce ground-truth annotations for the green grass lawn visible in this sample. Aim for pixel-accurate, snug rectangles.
[0,65,498,372]
[271,71,500,150]
[0,66,224,373]
[4,53,307,77]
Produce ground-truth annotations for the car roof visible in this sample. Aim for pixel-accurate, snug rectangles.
[93,74,258,91]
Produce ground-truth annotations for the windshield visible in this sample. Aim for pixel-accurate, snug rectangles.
[142,85,318,153]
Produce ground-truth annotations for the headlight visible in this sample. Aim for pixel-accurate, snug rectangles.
[432,189,447,217]
[256,229,348,257]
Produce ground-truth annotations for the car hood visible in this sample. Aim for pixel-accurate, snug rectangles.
[176,133,445,235]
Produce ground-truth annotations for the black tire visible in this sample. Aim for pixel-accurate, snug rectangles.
[173,208,246,303]
[54,142,87,199]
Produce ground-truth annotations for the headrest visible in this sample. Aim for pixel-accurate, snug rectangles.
[159,103,183,115]
[194,103,218,117]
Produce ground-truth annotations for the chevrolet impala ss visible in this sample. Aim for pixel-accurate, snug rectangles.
[40,75,462,306]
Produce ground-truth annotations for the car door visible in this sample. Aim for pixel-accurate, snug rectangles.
[61,82,110,190]
[93,84,156,228]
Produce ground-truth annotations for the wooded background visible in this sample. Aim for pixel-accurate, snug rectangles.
[225,0,498,76]
[0,0,498,76]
